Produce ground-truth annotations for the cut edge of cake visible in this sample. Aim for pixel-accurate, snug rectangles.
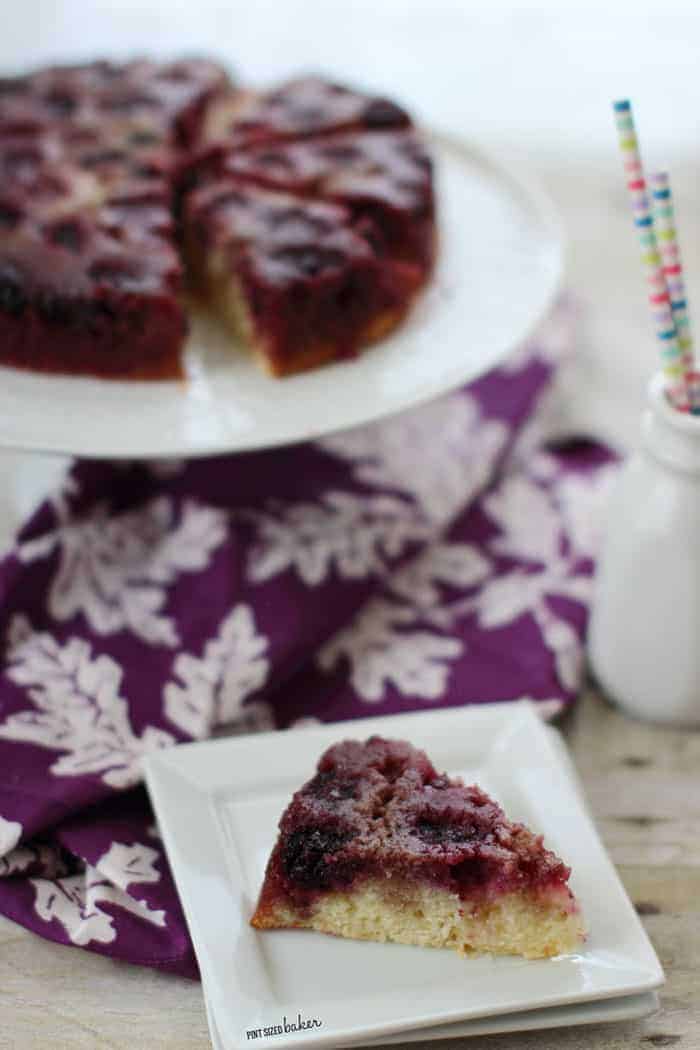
[252,878,585,960]
[198,265,409,378]
[183,177,415,377]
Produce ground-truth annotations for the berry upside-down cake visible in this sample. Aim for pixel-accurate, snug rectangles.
[0,61,436,379]
[251,737,585,959]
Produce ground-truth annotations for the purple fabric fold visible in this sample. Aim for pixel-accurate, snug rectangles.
[0,298,617,977]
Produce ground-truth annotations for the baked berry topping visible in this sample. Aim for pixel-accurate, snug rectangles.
[258,737,572,913]
[255,149,294,170]
[45,218,84,253]
[37,291,79,325]
[306,770,359,803]
[281,825,357,889]
[79,147,127,169]
[130,160,164,179]
[0,63,432,381]
[204,187,249,215]
[363,98,406,127]
[268,245,346,279]
[129,130,160,147]
[88,257,145,290]
[0,57,229,378]
[413,806,494,847]
[100,92,159,113]
[203,74,411,150]
[213,128,434,271]
[0,78,28,96]
[0,264,27,315]
[43,90,77,116]
[265,205,331,237]
[415,818,471,846]
[0,202,21,229]
[288,104,324,127]
[319,143,361,163]
[157,65,194,83]
[2,146,42,177]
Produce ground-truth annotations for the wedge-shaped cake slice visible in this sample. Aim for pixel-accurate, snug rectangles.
[251,737,585,959]
[183,76,435,377]
[184,178,413,376]
[0,58,228,378]
[201,74,411,150]
[201,128,435,280]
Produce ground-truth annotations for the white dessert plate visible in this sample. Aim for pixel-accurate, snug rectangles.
[0,133,563,459]
[144,701,663,1050]
[205,989,660,1050]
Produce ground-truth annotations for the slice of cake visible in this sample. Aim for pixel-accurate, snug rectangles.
[201,75,411,150]
[184,82,436,375]
[198,128,435,279]
[0,59,228,378]
[0,126,185,378]
[251,737,585,959]
[183,178,412,376]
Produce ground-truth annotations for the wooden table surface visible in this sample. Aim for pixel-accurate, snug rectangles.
[1,2,700,1047]
[0,688,697,1050]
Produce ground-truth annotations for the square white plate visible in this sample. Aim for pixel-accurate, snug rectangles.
[144,701,663,1050]
[205,990,660,1049]
[202,723,661,1049]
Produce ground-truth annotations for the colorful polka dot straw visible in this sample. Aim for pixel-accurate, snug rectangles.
[612,100,690,411]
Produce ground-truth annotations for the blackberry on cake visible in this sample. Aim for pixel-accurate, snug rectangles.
[251,736,585,959]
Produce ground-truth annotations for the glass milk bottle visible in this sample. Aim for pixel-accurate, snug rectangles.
[589,372,700,725]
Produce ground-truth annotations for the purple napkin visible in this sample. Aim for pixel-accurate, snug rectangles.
[0,299,617,977]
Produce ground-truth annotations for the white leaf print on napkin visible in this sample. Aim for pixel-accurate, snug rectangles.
[20,498,226,646]
[319,598,462,702]
[246,491,430,586]
[390,542,491,610]
[0,615,174,787]
[316,464,605,702]
[469,473,596,690]
[164,605,270,739]
[485,475,562,565]
[318,392,508,527]
[317,543,490,702]
[32,841,165,946]
[551,461,619,561]
[0,815,22,857]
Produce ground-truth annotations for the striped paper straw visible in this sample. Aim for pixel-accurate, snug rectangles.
[612,100,689,410]
[649,172,695,377]
[687,371,700,417]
